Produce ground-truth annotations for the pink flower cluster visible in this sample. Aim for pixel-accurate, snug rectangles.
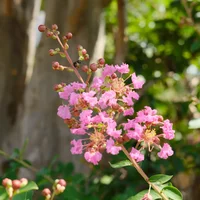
[57,63,174,165]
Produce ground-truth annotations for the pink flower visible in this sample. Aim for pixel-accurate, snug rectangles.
[79,110,92,125]
[115,63,130,74]
[59,85,73,100]
[161,120,175,140]
[135,106,161,124]
[158,143,174,159]
[70,127,86,135]
[84,151,102,165]
[69,92,80,105]
[98,90,117,109]
[123,107,134,116]
[126,123,143,140]
[102,64,116,78]
[106,138,122,155]
[71,82,86,90]
[130,147,144,162]
[57,105,71,119]
[131,73,144,89]
[91,77,103,91]
[70,139,83,154]
[82,91,97,107]
[128,91,139,100]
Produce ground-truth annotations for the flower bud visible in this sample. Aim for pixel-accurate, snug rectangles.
[66,32,73,40]
[52,24,58,30]
[84,54,89,60]
[46,31,53,37]
[12,180,21,190]
[142,193,153,200]
[52,61,60,70]
[2,178,12,187]
[111,73,117,79]
[38,25,46,32]
[20,178,28,187]
[57,179,67,187]
[42,188,51,197]
[90,63,97,72]
[7,187,13,198]
[82,49,87,55]
[81,65,89,72]
[98,58,105,65]
[49,49,55,56]
[77,45,83,51]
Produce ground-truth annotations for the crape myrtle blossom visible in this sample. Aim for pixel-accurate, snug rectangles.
[56,63,175,165]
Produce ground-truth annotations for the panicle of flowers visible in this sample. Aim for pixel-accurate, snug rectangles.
[38,24,175,166]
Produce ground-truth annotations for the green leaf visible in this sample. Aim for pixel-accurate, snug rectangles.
[162,186,183,200]
[188,118,200,129]
[127,190,161,200]
[109,160,132,168]
[191,40,200,52]
[0,186,8,200]
[149,174,173,184]
[16,181,38,195]
[13,191,33,200]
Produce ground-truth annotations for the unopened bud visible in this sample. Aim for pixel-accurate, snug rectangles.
[49,49,55,56]
[57,179,67,187]
[142,193,153,200]
[2,178,12,187]
[66,32,73,40]
[118,106,124,113]
[12,180,21,190]
[52,61,60,69]
[20,178,28,187]
[7,187,13,198]
[81,65,89,72]
[90,63,97,72]
[98,58,105,65]
[84,54,89,60]
[52,24,58,30]
[46,31,53,37]
[82,49,87,55]
[111,73,117,79]
[42,188,51,197]
[77,45,83,51]
[38,25,46,32]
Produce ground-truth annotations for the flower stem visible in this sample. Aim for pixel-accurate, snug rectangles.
[120,145,169,200]
[0,149,54,184]
[56,35,85,84]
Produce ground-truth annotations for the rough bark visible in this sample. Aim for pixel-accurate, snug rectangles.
[18,0,108,174]
[0,0,36,166]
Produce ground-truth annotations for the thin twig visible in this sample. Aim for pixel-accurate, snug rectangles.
[121,145,169,200]
[0,149,54,183]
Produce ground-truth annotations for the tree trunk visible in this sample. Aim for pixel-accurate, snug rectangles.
[18,0,108,174]
[0,0,37,169]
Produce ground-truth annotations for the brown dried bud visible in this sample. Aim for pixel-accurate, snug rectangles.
[38,25,46,32]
